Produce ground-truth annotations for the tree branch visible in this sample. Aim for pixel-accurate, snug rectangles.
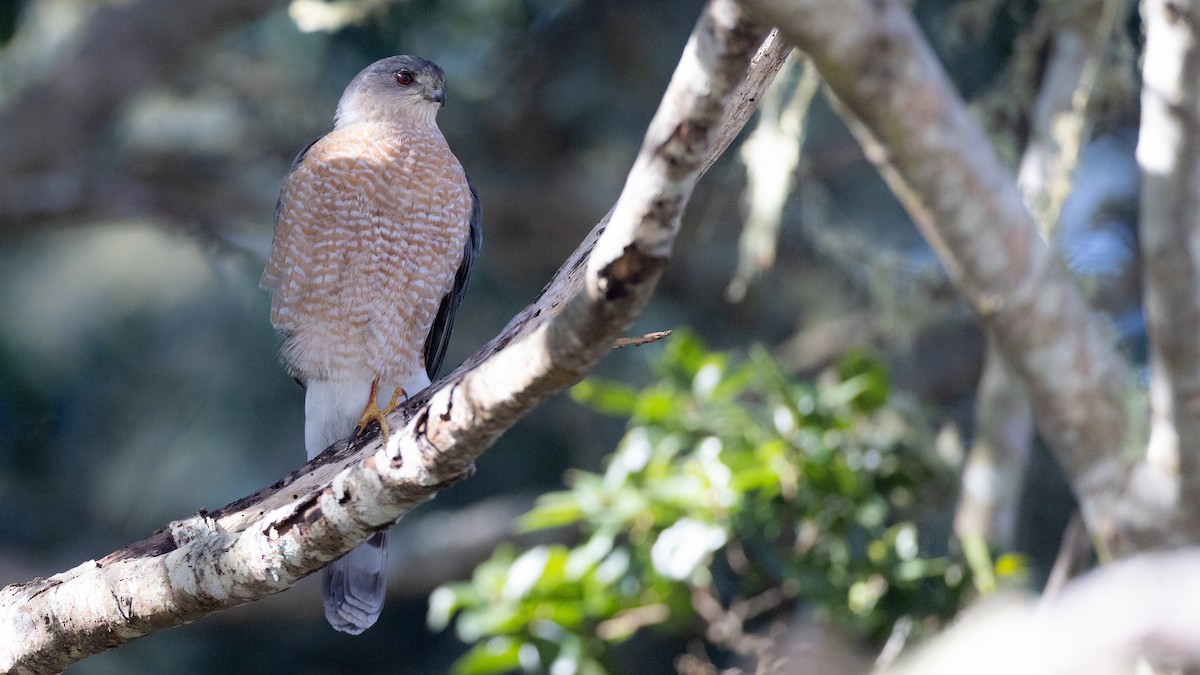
[958,0,1121,553]
[880,549,1200,675]
[739,0,1166,550]
[1138,0,1200,545]
[0,3,782,672]
[613,330,674,349]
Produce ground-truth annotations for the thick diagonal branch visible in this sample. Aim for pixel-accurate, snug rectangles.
[0,4,784,673]
[958,0,1123,554]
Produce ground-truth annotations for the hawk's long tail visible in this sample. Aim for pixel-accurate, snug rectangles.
[323,531,389,634]
[304,379,391,634]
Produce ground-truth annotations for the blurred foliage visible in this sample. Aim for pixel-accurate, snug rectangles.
[429,332,971,673]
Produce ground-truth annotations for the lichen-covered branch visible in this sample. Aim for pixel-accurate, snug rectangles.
[0,3,780,672]
[740,0,1166,550]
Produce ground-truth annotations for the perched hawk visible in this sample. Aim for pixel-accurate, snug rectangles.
[261,55,482,634]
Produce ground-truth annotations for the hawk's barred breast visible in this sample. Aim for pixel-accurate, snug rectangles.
[263,121,472,387]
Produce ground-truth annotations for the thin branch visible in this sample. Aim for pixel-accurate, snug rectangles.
[739,0,1159,550]
[199,495,559,624]
[613,330,674,349]
[0,3,779,672]
[690,585,779,658]
[1041,512,1093,604]
[1016,0,1129,237]
[873,616,914,673]
[956,346,1031,592]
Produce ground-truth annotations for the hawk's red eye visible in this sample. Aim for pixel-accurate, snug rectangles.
[394,71,414,86]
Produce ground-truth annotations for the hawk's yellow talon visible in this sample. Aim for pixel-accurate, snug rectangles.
[384,385,406,414]
[354,379,408,440]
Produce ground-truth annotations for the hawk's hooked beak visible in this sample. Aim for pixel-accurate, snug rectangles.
[424,86,446,106]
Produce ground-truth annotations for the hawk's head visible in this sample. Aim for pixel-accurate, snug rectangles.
[335,55,448,127]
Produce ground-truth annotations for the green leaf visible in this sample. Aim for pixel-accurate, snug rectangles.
[521,492,587,531]
[571,378,639,416]
[433,330,970,662]
[427,585,469,632]
[566,532,615,580]
[834,351,890,410]
[451,637,526,675]
[502,546,554,600]
[455,602,530,642]
[657,329,708,380]
[633,387,676,423]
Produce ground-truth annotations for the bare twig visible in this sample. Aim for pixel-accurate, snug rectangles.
[613,330,674,349]
[1041,513,1094,604]
[691,585,780,657]
[0,3,780,672]
[873,616,913,673]
[595,603,672,640]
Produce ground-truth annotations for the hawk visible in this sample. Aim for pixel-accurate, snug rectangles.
[261,55,482,634]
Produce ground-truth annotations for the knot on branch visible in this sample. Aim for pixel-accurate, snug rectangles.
[595,244,667,301]
[169,513,224,547]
